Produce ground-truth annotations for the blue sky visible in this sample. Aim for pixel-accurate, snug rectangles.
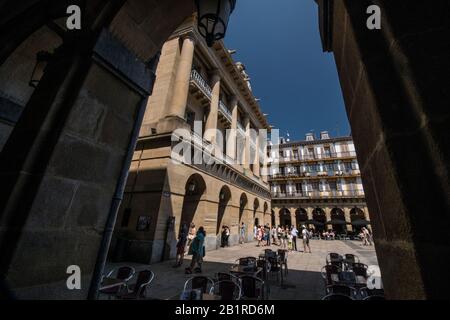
[224,0,350,141]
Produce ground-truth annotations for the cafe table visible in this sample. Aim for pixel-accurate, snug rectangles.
[230,265,263,278]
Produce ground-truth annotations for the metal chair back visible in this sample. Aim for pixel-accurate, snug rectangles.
[184,276,214,294]
[239,275,264,300]
[211,280,241,300]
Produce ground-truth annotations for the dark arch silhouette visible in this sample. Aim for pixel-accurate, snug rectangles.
[179,173,207,235]
[279,207,291,228]
[216,185,231,235]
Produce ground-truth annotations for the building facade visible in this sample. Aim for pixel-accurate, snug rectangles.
[268,131,371,235]
[109,17,271,264]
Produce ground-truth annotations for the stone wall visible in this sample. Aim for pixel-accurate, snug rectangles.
[322,0,450,299]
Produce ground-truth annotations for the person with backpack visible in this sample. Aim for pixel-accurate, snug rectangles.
[302,225,312,253]
[185,227,206,274]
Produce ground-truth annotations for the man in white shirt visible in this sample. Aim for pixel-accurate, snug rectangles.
[291,226,299,251]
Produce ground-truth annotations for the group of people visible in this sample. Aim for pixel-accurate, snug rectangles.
[321,230,336,240]
[173,222,207,274]
[252,224,313,253]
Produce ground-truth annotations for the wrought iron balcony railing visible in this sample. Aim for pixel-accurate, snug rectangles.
[276,151,357,162]
[271,189,365,198]
[219,100,232,122]
[269,169,360,179]
[190,69,212,98]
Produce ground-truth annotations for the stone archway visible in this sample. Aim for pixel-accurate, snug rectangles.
[179,174,207,235]
[253,198,260,227]
[329,208,346,234]
[312,208,326,232]
[1,0,449,300]
[238,193,248,241]
[350,207,367,233]
[295,208,308,229]
[279,207,291,228]
[216,185,232,247]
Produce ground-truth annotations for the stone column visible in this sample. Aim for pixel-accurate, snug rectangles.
[204,70,221,145]
[344,207,353,232]
[253,132,260,177]
[318,0,450,299]
[226,96,238,160]
[325,207,332,230]
[274,208,281,227]
[290,208,297,228]
[362,206,372,232]
[0,28,153,299]
[243,116,251,170]
[262,140,269,183]
[157,35,195,133]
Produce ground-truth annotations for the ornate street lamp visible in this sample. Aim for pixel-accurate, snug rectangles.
[195,0,236,47]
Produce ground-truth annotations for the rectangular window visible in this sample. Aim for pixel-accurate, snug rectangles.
[311,180,320,191]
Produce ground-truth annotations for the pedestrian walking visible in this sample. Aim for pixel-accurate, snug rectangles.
[271,226,277,246]
[185,227,206,274]
[240,222,246,244]
[302,226,312,253]
[265,224,271,246]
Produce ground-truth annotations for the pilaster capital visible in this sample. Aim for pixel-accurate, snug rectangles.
[181,32,197,44]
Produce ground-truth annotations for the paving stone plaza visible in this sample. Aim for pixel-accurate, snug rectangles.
[107,240,378,300]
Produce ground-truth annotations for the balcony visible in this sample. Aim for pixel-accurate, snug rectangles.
[219,100,232,122]
[190,70,232,124]
[271,189,365,199]
[276,151,357,163]
[190,69,212,99]
[269,168,361,180]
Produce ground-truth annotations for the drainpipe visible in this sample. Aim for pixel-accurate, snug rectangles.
[87,52,160,300]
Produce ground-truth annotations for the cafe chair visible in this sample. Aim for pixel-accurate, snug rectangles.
[326,252,343,268]
[210,280,242,300]
[256,259,269,281]
[237,257,257,267]
[118,270,154,300]
[184,276,214,294]
[325,284,358,299]
[351,263,368,283]
[344,254,359,264]
[239,275,266,300]
[322,293,354,300]
[321,264,341,286]
[267,256,283,284]
[216,272,239,284]
[100,266,135,299]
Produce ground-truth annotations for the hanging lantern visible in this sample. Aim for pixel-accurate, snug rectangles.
[195,0,236,47]
[188,181,197,193]
[29,51,52,88]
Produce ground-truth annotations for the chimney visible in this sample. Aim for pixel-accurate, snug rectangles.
[320,131,330,140]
